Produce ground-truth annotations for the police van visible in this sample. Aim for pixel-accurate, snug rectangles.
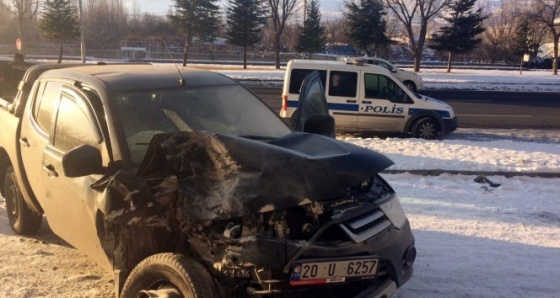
[280,59,458,139]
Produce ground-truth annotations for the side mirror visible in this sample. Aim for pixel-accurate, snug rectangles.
[62,145,103,177]
[304,114,335,137]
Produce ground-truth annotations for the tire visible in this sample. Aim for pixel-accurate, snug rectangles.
[404,81,416,92]
[121,253,221,298]
[411,117,440,140]
[4,166,42,235]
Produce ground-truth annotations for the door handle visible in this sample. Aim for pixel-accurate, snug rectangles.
[346,100,357,103]
[42,164,59,177]
[19,137,30,147]
[362,101,372,104]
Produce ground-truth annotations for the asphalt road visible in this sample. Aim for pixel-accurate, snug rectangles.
[248,86,560,129]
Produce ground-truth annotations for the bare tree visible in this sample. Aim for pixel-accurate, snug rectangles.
[3,0,39,53]
[128,13,178,39]
[479,1,518,63]
[384,0,452,72]
[529,0,560,75]
[84,0,128,49]
[324,17,348,44]
[84,0,129,50]
[0,1,15,44]
[265,0,299,69]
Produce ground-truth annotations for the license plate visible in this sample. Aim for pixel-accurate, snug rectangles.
[290,257,378,286]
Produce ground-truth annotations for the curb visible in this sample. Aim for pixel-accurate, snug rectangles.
[382,169,560,178]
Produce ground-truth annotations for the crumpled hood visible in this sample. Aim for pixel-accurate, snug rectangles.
[96,131,393,225]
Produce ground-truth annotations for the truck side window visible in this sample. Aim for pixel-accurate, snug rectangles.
[34,81,62,132]
[53,94,99,152]
[329,71,357,98]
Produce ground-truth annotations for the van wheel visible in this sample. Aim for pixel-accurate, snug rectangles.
[121,253,220,298]
[4,166,42,235]
[411,118,440,140]
[404,81,416,92]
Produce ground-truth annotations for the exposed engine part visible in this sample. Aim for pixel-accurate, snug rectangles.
[305,201,323,226]
[301,223,315,236]
[268,211,290,239]
[248,268,282,295]
[223,223,241,239]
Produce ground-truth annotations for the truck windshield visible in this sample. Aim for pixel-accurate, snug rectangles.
[114,84,292,164]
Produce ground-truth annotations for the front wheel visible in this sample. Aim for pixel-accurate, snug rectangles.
[121,253,221,298]
[4,166,42,235]
[411,118,440,140]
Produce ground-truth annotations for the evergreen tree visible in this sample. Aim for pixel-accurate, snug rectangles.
[226,0,267,69]
[511,20,532,57]
[37,0,80,64]
[511,19,546,72]
[295,0,326,54]
[511,20,533,72]
[344,0,389,57]
[428,0,486,73]
[169,0,220,66]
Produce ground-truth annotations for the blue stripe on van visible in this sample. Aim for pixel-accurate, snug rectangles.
[286,100,359,112]
[287,100,299,108]
[409,108,450,118]
[328,103,360,111]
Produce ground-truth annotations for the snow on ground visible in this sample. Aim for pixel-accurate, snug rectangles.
[0,69,559,297]
[343,132,560,174]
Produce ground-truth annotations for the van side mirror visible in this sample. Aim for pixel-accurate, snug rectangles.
[62,145,103,177]
[304,114,335,137]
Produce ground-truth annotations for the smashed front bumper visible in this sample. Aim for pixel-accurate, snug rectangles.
[188,194,415,297]
[94,131,414,296]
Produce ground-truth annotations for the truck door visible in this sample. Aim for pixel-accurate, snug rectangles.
[292,71,334,136]
[326,70,359,131]
[21,83,111,271]
[20,80,63,208]
[358,72,411,132]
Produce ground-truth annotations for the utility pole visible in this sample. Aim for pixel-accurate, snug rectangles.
[303,0,307,23]
[78,0,85,63]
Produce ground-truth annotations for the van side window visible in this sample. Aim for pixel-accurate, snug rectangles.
[364,73,409,103]
[329,71,357,97]
[289,69,327,94]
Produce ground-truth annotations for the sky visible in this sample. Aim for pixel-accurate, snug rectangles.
[129,0,503,20]
[1,67,559,297]
[129,0,344,18]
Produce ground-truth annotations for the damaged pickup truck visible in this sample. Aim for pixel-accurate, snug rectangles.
[0,64,416,297]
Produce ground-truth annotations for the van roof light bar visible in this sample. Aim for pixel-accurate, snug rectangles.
[344,57,365,66]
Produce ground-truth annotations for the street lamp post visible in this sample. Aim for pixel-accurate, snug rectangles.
[78,0,85,63]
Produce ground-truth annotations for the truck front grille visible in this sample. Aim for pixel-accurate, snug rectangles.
[338,209,391,243]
